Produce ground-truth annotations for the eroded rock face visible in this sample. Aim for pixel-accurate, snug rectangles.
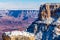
[54,25,60,35]
[1,3,60,40]
[39,3,60,20]
[37,3,60,40]
[0,10,38,40]
[27,3,60,40]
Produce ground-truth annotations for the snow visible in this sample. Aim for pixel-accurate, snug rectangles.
[35,31,42,40]
[4,30,35,37]
[54,27,60,35]
[36,17,54,24]
[53,18,60,25]
[56,18,60,25]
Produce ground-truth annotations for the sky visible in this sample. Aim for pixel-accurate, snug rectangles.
[0,0,60,10]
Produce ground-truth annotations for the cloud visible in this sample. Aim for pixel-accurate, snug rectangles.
[0,2,40,10]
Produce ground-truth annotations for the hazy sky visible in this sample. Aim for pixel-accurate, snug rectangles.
[0,0,60,10]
